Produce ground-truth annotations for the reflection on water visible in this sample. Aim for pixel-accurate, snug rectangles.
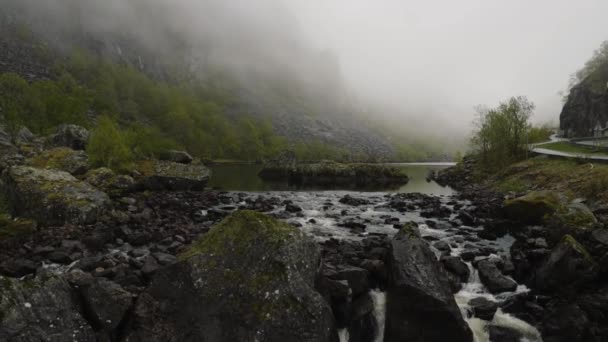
[208,162,454,195]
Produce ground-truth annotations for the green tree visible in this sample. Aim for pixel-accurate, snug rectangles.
[87,116,133,171]
[471,96,535,170]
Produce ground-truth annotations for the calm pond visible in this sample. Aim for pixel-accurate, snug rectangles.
[208,162,455,195]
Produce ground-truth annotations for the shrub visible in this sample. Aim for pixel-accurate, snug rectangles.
[87,116,133,172]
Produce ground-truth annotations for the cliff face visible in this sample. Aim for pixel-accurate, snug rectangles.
[560,63,608,138]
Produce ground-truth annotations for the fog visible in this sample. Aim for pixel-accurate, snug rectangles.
[8,0,608,137]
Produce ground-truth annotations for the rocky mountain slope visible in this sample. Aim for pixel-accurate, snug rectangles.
[0,2,397,160]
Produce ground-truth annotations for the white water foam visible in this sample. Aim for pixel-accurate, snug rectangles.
[370,290,386,342]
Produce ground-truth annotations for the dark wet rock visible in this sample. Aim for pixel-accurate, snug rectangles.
[339,220,366,233]
[2,166,110,225]
[0,275,96,341]
[433,240,451,253]
[348,293,378,342]
[541,303,590,342]
[591,228,608,246]
[135,160,211,191]
[339,195,370,206]
[48,124,90,150]
[27,147,89,175]
[159,150,193,164]
[360,259,388,286]
[533,234,598,292]
[489,325,524,342]
[332,266,370,296]
[468,297,498,321]
[124,210,338,342]
[460,249,479,262]
[457,210,476,226]
[285,203,303,213]
[477,259,518,294]
[0,258,37,277]
[441,256,470,283]
[385,224,472,342]
[79,278,133,336]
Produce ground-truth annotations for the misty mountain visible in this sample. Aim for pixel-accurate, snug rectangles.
[0,0,410,160]
[560,44,608,138]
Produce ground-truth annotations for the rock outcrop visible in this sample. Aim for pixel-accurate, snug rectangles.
[502,191,561,225]
[2,166,110,225]
[124,210,338,342]
[385,224,472,342]
[136,160,211,191]
[27,147,90,175]
[0,275,96,342]
[259,159,409,188]
[48,124,90,151]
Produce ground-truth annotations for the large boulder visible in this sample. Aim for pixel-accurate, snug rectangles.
[85,167,135,197]
[0,275,96,341]
[502,191,561,224]
[49,124,90,150]
[2,166,110,225]
[124,210,338,342]
[27,147,90,175]
[135,160,211,191]
[533,234,598,292]
[385,224,472,342]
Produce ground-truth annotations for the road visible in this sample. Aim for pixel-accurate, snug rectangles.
[529,134,608,161]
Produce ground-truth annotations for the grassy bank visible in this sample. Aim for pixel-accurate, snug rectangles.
[491,158,608,203]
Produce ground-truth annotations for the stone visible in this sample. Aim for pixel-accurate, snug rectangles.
[49,124,90,150]
[0,258,37,277]
[2,166,110,225]
[80,278,133,334]
[385,224,472,342]
[85,167,135,196]
[332,266,370,296]
[339,195,370,206]
[489,325,524,342]
[124,211,338,342]
[285,203,302,213]
[502,191,561,224]
[0,275,96,341]
[159,150,193,164]
[441,256,470,283]
[533,234,598,292]
[348,293,378,342]
[468,297,498,321]
[476,259,518,294]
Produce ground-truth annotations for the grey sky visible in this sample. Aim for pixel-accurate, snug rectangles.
[287,0,608,129]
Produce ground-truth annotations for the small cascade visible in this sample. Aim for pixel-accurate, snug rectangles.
[370,290,386,342]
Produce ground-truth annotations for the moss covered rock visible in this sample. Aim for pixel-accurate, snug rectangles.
[503,191,562,224]
[533,234,598,292]
[27,147,89,175]
[0,275,96,341]
[2,166,110,225]
[85,167,135,197]
[125,210,338,342]
[0,214,36,240]
[135,159,211,191]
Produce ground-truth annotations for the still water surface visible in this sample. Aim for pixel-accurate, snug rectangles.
[208,162,454,195]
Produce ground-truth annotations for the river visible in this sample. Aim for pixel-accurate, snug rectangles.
[207,163,542,342]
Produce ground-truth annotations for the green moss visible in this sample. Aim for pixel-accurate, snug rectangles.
[29,147,74,169]
[399,222,418,237]
[562,234,595,263]
[0,214,36,239]
[179,210,295,260]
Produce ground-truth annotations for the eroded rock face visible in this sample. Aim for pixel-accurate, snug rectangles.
[385,224,472,342]
[137,160,211,191]
[49,124,90,150]
[124,210,338,342]
[2,166,110,225]
[0,275,96,342]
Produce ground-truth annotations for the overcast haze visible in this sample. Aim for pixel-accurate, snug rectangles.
[288,0,608,129]
[10,0,608,136]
